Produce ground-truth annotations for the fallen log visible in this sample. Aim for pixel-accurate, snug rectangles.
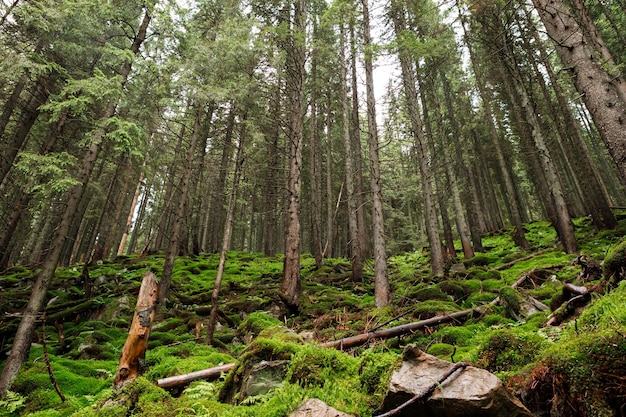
[157,363,236,389]
[156,305,494,390]
[545,282,594,326]
[321,306,489,350]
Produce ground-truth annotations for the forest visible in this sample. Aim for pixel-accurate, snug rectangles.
[1,0,626,415]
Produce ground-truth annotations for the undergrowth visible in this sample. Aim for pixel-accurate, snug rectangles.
[1,219,626,416]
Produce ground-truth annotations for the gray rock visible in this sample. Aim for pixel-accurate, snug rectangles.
[289,398,354,417]
[381,347,534,417]
[241,360,289,399]
[449,263,467,274]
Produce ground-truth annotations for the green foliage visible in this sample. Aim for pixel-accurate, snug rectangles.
[14,152,80,197]
[104,117,146,158]
[41,68,122,122]
[0,391,26,415]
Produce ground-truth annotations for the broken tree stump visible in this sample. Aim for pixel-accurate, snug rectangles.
[113,271,159,389]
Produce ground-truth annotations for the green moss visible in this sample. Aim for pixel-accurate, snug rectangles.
[463,255,497,268]
[287,344,356,387]
[499,287,521,318]
[476,329,547,373]
[238,311,284,335]
[413,300,461,319]
[407,285,450,301]
[358,348,399,398]
[437,280,471,302]
[603,239,626,282]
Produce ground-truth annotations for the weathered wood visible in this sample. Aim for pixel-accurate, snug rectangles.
[156,363,236,389]
[321,307,487,350]
[113,271,159,389]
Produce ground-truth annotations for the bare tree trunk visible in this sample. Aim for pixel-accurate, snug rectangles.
[362,0,389,307]
[439,72,474,259]
[118,172,144,256]
[113,271,159,389]
[350,21,367,260]
[281,0,306,310]
[0,9,151,396]
[309,20,323,269]
[339,22,363,283]
[391,2,444,276]
[458,8,528,248]
[324,90,335,258]
[206,111,247,345]
[158,104,201,304]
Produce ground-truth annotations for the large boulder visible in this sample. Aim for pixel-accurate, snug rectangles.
[380,347,534,417]
[289,398,354,417]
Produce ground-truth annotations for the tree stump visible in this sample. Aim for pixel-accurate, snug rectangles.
[113,271,159,389]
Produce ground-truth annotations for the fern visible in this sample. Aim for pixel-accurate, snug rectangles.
[0,391,26,414]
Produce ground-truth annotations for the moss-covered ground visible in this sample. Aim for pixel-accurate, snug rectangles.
[1,217,626,416]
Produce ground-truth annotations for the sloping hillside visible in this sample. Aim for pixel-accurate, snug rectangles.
[1,217,626,416]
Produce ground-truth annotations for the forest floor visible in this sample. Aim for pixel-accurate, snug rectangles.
[1,216,626,416]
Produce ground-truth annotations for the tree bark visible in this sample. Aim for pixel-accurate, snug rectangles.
[339,22,363,283]
[390,2,444,276]
[531,0,626,188]
[280,0,306,310]
[350,20,367,260]
[113,271,159,389]
[309,19,323,269]
[206,109,247,345]
[362,0,390,307]
[159,104,201,304]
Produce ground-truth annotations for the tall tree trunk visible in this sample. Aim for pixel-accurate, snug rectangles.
[158,104,201,304]
[281,0,306,310]
[391,2,444,276]
[458,8,527,248]
[362,0,389,307]
[209,105,236,253]
[309,20,323,269]
[439,72,475,258]
[206,110,247,345]
[521,6,617,229]
[118,171,144,256]
[324,90,335,258]
[0,8,151,396]
[532,0,626,187]
[503,57,578,253]
[350,20,367,260]
[340,22,363,283]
